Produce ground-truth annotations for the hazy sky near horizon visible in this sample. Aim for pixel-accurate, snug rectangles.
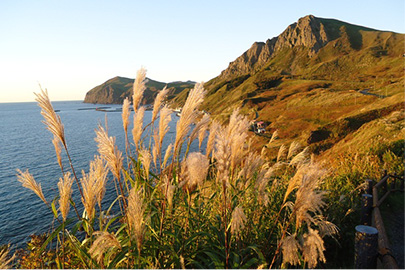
[1,0,404,102]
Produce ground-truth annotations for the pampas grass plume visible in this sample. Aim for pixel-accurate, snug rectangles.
[127,186,146,252]
[17,169,46,204]
[152,86,169,123]
[230,206,247,238]
[184,152,209,189]
[281,234,301,266]
[34,87,65,146]
[206,120,220,158]
[302,228,326,268]
[132,67,147,112]
[277,144,287,162]
[52,135,63,171]
[58,172,74,221]
[139,148,151,180]
[122,97,131,133]
[95,124,123,180]
[287,141,301,160]
[174,83,206,156]
[163,143,173,169]
[132,106,145,150]
[89,231,121,265]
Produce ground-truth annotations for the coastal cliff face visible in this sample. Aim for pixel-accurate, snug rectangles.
[84,76,195,104]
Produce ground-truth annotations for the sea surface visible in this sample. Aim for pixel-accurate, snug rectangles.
[0,101,194,249]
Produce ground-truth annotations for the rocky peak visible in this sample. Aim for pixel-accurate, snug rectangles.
[220,15,331,79]
[275,14,329,54]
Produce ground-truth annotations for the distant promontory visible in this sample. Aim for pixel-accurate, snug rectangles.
[84,76,195,104]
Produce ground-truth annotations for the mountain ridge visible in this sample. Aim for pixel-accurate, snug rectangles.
[219,15,397,79]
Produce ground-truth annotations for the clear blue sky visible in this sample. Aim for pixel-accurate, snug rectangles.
[1,0,404,102]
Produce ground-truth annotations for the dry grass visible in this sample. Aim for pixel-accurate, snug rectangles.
[16,169,46,204]
[58,172,74,221]
[174,83,206,157]
[127,186,146,253]
[34,88,65,146]
[95,125,123,181]
[132,106,145,150]
[132,67,147,112]
[152,86,169,123]
[122,97,131,134]
[89,231,121,265]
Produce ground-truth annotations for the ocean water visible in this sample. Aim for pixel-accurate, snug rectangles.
[0,101,191,249]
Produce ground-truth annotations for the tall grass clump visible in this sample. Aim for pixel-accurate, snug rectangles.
[13,68,339,269]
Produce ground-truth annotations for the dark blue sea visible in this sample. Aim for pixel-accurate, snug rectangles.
[0,101,191,249]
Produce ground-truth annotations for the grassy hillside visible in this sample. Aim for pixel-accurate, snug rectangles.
[171,19,404,161]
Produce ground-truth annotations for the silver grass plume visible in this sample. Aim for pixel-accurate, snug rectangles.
[158,105,172,148]
[34,87,65,146]
[80,169,97,219]
[314,215,339,237]
[287,141,301,160]
[89,231,121,265]
[174,83,206,157]
[52,135,63,171]
[289,146,310,166]
[95,124,123,180]
[293,164,327,228]
[206,120,220,158]
[132,67,147,113]
[132,106,145,150]
[152,86,169,123]
[230,206,247,238]
[189,114,210,147]
[213,126,231,185]
[122,97,131,134]
[80,156,109,218]
[58,172,74,221]
[127,186,146,253]
[17,169,46,204]
[184,152,209,190]
[214,109,250,183]
[164,176,175,210]
[277,144,287,162]
[256,166,274,206]
[268,130,279,145]
[92,155,109,209]
[302,228,326,268]
[280,234,301,266]
[152,140,158,169]
[162,143,173,169]
[139,148,151,180]
[227,109,250,172]
[156,105,172,161]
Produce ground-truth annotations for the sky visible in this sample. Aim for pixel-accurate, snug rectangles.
[1,0,404,102]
